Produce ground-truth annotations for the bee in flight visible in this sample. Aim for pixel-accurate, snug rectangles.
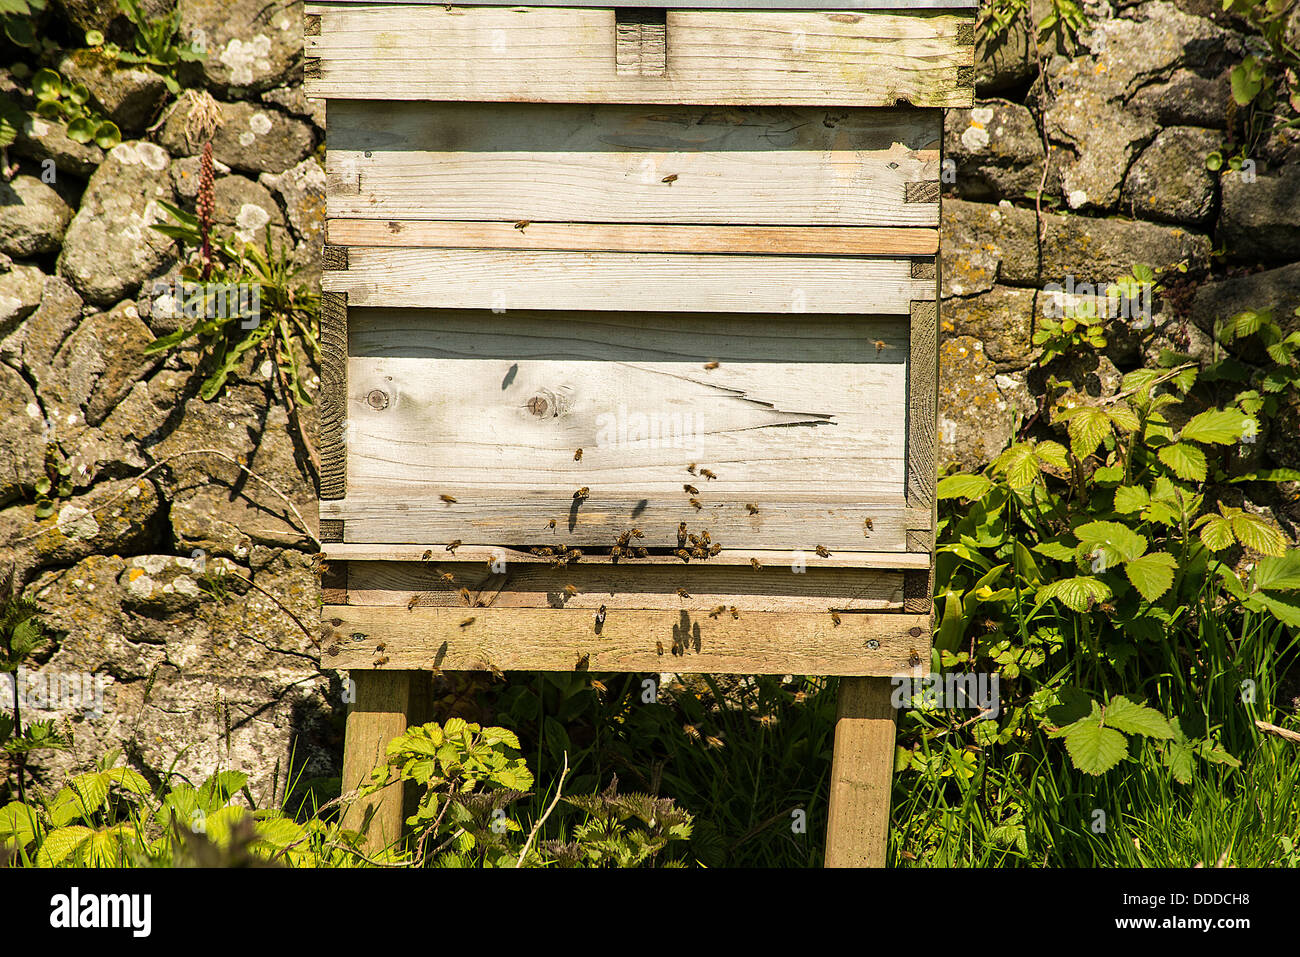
[709,605,725,619]
[662,173,678,184]
[440,494,457,504]
[514,220,530,230]
[676,587,691,599]
[407,595,421,611]
[421,549,433,561]
[689,498,703,511]
[686,463,697,475]
[745,503,759,515]
[563,584,579,597]
[457,587,473,605]
[703,360,719,370]
[460,616,476,628]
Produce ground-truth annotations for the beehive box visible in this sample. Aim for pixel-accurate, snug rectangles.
[308,0,976,679]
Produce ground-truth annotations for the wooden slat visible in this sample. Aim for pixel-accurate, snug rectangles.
[325,101,940,227]
[322,496,930,550]
[347,560,906,611]
[340,670,414,852]
[327,221,940,257]
[906,298,938,526]
[615,8,667,77]
[824,677,898,866]
[323,249,933,313]
[320,606,933,675]
[322,543,933,569]
[314,1,980,8]
[307,7,976,107]
[319,291,348,499]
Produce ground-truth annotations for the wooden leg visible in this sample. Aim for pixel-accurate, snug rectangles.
[824,676,897,868]
[341,670,417,853]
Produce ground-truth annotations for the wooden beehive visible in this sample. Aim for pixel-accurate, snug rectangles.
[308,0,974,859]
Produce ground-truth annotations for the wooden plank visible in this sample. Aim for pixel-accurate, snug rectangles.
[325,101,940,227]
[322,543,933,569]
[824,677,898,866]
[347,560,907,611]
[340,670,414,852]
[327,221,941,257]
[322,561,348,605]
[315,1,981,9]
[323,249,933,314]
[322,497,929,550]
[307,7,976,107]
[320,606,932,675]
[616,8,667,77]
[336,309,921,545]
[907,299,938,525]
[319,291,348,499]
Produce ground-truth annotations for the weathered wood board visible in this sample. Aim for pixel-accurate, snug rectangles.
[306,6,976,107]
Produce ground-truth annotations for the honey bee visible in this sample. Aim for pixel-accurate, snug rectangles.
[631,528,644,539]
[662,173,678,184]
[703,360,719,370]
[457,587,472,605]
[873,339,893,355]
[863,518,874,534]
[676,587,691,599]
[514,220,530,230]
[566,547,583,562]
[745,503,759,515]
[595,604,607,629]
[546,518,557,530]
[407,594,421,611]
[815,545,830,558]
[677,522,688,548]
[574,487,590,501]
[573,448,583,461]
[656,640,665,656]
[421,549,433,561]
[563,584,579,597]
[440,573,456,583]
[374,655,390,666]
[830,610,842,626]
[686,463,697,475]
[729,605,739,619]
[709,544,722,557]
[460,616,476,628]
[684,483,699,495]
[675,549,691,563]
[709,605,726,619]
[487,661,504,680]
[440,493,457,504]
[909,648,923,667]
[575,653,590,670]
[689,497,703,510]
[590,679,607,694]
[375,642,386,653]
[446,540,462,553]
[634,546,649,559]
[705,735,725,749]
[699,469,717,480]
[683,723,701,741]
[750,558,762,570]
[532,546,554,558]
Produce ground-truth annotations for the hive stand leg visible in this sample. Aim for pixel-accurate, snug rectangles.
[824,676,897,868]
[341,670,417,853]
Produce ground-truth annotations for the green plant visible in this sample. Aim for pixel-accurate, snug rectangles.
[979,0,1087,46]
[0,574,68,807]
[29,67,120,147]
[0,0,46,49]
[86,0,206,95]
[146,199,320,469]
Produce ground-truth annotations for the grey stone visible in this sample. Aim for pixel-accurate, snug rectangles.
[974,16,1035,93]
[57,50,169,131]
[52,300,165,427]
[169,153,232,200]
[1219,166,1300,262]
[941,199,1212,295]
[260,85,325,131]
[945,100,1052,202]
[937,337,1029,473]
[0,275,83,377]
[1128,68,1234,129]
[0,263,47,339]
[212,174,289,249]
[0,362,50,507]
[1190,261,1300,337]
[58,141,177,305]
[942,284,1042,371]
[159,99,314,175]
[0,175,75,258]
[177,0,303,94]
[260,157,324,285]
[13,113,106,178]
[1121,126,1219,224]
[0,476,164,584]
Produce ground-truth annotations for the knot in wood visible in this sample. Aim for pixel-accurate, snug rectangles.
[526,395,549,417]
[366,389,389,410]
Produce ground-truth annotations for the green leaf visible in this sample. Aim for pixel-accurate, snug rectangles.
[1254,551,1300,591]
[1230,513,1287,556]
[1181,408,1252,445]
[1062,710,1129,775]
[995,443,1040,491]
[1252,592,1300,628]
[1035,440,1069,470]
[1062,407,1111,460]
[937,473,993,501]
[1157,443,1207,482]
[1074,520,1148,563]
[1103,695,1174,739]
[35,825,94,867]
[1113,485,1150,514]
[1198,515,1235,552]
[1125,552,1178,602]
[0,802,38,850]
[65,116,96,144]
[0,94,24,150]
[94,120,121,149]
[1038,576,1112,612]
[1032,539,1078,562]
[31,67,61,101]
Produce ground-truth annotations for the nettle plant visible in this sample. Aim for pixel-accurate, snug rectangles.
[925,276,1300,781]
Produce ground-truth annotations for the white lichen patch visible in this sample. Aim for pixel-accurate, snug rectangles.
[126,573,155,599]
[56,505,99,539]
[249,112,273,136]
[234,203,271,244]
[220,36,273,86]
